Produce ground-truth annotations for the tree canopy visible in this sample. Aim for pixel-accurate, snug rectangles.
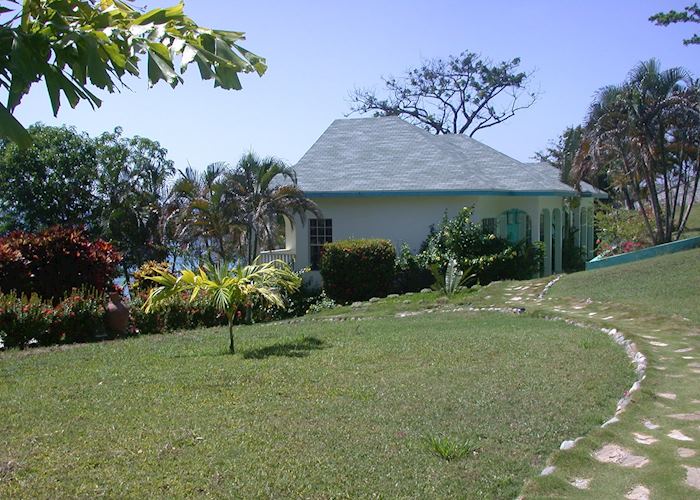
[349,51,538,136]
[573,59,699,243]
[0,0,266,147]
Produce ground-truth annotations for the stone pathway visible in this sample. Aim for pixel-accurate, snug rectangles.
[491,277,700,498]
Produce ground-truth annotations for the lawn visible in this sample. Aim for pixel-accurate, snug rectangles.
[549,247,700,324]
[0,308,633,498]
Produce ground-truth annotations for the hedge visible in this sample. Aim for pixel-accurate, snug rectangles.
[320,239,396,303]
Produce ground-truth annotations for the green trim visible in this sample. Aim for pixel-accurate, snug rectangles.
[586,236,700,271]
[305,189,604,199]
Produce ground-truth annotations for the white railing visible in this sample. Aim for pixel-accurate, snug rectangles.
[258,249,296,268]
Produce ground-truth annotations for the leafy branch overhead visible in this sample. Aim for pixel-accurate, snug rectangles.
[0,0,267,147]
[349,51,538,136]
[650,3,700,45]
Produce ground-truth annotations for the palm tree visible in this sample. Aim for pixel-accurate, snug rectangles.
[162,163,244,264]
[144,259,301,353]
[227,152,320,263]
[574,59,699,243]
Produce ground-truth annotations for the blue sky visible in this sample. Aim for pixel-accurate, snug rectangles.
[11,0,700,169]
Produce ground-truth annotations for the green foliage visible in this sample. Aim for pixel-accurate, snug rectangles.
[430,259,475,296]
[0,0,266,146]
[350,51,537,136]
[392,243,434,293]
[0,226,121,301]
[418,207,543,284]
[425,435,476,461]
[320,239,396,303]
[0,289,107,348]
[594,205,651,256]
[144,259,301,352]
[0,124,99,232]
[650,4,700,45]
[95,128,174,278]
[131,260,172,296]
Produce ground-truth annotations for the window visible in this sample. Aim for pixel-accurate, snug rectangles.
[482,218,497,235]
[309,218,332,270]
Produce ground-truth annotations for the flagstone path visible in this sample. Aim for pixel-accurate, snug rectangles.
[495,277,700,498]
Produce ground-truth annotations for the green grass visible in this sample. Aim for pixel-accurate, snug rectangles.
[0,310,633,498]
[683,205,700,239]
[550,247,700,324]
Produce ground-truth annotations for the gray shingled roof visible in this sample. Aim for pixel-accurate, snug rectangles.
[524,162,605,197]
[294,117,603,197]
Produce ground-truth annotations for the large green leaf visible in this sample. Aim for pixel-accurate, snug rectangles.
[0,102,31,147]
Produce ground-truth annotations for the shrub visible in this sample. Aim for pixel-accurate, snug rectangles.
[320,239,396,303]
[131,260,171,296]
[418,207,543,284]
[0,289,108,348]
[0,226,121,301]
[392,243,434,293]
[594,205,651,256]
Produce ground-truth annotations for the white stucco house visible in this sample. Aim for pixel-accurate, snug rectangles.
[261,116,605,277]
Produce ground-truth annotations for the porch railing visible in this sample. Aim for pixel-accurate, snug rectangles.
[258,249,296,268]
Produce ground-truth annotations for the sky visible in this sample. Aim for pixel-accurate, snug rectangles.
[11,0,700,170]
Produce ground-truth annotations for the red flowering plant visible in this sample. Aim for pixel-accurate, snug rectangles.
[51,288,106,343]
[0,226,121,302]
[0,292,54,348]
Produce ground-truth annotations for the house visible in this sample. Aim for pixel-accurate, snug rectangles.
[260,116,606,277]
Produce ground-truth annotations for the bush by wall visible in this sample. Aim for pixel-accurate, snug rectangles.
[0,226,121,301]
[320,239,396,303]
[418,207,543,285]
[392,243,434,293]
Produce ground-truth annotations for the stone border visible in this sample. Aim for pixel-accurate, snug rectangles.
[533,316,647,477]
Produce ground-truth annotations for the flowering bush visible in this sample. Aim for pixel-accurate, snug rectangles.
[594,206,651,256]
[0,289,109,348]
[0,226,121,301]
[418,207,543,284]
[320,239,396,304]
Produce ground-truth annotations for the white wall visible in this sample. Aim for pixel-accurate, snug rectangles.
[292,194,567,269]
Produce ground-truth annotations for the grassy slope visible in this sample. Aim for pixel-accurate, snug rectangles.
[0,310,632,498]
[550,247,700,324]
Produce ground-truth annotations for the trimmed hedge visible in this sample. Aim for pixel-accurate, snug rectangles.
[320,239,396,303]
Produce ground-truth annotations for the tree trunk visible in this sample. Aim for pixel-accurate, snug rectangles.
[228,318,235,353]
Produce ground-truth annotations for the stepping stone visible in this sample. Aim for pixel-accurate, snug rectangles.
[675,347,694,353]
[603,315,614,320]
[668,412,700,421]
[657,392,677,400]
[649,341,668,347]
[678,447,696,458]
[644,420,660,430]
[668,430,694,441]
[653,366,667,371]
[684,466,700,490]
[570,477,590,490]
[633,432,658,445]
[666,374,686,378]
[689,363,700,368]
[641,335,658,340]
[540,465,556,476]
[593,444,649,468]
[625,485,650,500]
[683,356,695,360]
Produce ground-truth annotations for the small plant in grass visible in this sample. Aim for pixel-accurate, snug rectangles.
[430,258,475,296]
[425,434,476,461]
[144,259,301,353]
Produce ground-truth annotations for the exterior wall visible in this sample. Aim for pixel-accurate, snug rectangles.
[292,194,567,270]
